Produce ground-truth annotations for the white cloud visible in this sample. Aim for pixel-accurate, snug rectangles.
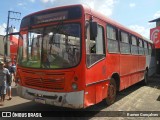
[40,0,117,17]
[18,3,24,6]
[41,0,56,3]
[17,2,26,6]
[0,24,18,36]
[29,0,35,2]
[81,0,117,16]
[153,11,160,19]
[129,3,136,8]
[129,25,150,39]
[41,0,49,3]
[0,23,6,35]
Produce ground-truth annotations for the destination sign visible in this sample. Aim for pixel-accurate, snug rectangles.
[35,11,68,24]
[20,6,82,28]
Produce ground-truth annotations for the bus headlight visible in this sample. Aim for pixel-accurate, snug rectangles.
[72,82,78,90]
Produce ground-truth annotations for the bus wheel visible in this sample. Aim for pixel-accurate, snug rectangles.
[143,71,148,85]
[106,78,117,106]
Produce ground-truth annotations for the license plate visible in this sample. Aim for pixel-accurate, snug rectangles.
[35,98,46,104]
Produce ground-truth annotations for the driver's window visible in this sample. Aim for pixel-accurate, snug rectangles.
[86,21,105,67]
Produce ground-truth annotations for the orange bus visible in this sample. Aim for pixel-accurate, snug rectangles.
[14,4,156,108]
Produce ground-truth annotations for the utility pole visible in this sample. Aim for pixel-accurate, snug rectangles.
[4,10,21,62]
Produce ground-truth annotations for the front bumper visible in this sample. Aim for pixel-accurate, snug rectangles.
[17,85,84,109]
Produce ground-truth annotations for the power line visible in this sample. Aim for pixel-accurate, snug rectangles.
[4,10,21,62]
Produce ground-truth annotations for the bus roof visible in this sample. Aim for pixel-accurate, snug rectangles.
[82,5,152,44]
[23,4,152,44]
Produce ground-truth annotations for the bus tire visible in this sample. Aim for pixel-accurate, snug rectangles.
[105,78,117,106]
[143,71,148,85]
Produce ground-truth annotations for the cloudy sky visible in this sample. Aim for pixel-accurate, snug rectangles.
[0,0,160,38]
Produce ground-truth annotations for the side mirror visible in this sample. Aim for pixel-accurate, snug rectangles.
[90,22,98,39]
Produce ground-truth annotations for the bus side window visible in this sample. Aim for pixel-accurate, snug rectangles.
[144,41,148,55]
[131,36,138,55]
[89,25,105,54]
[107,25,119,53]
[120,31,130,54]
[138,39,144,55]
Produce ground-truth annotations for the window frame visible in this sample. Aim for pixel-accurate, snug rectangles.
[138,39,144,55]
[131,35,139,55]
[106,24,119,53]
[86,22,106,68]
[119,30,130,54]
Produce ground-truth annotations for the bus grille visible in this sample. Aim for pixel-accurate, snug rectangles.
[23,77,65,90]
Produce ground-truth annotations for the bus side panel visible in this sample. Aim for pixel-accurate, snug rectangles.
[84,81,108,107]
[120,55,138,90]
[95,81,108,103]
[85,59,107,107]
[101,81,108,100]
[138,56,146,81]
[95,84,103,103]
[120,55,132,90]
[130,73,139,85]
[84,86,96,107]
[106,54,120,79]
[130,55,139,85]
[85,60,107,85]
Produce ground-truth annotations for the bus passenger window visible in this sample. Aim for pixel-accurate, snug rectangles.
[120,31,130,54]
[131,36,138,55]
[138,39,144,55]
[107,25,119,53]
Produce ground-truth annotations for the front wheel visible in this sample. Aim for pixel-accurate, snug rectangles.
[105,78,117,106]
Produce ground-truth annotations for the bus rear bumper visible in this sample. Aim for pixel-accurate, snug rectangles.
[17,85,84,109]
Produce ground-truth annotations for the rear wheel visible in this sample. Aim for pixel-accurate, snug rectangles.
[106,78,117,106]
[142,71,148,85]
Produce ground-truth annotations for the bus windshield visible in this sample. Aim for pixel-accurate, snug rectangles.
[18,23,81,69]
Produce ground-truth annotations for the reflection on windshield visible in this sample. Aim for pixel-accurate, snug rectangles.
[18,23,81,69]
